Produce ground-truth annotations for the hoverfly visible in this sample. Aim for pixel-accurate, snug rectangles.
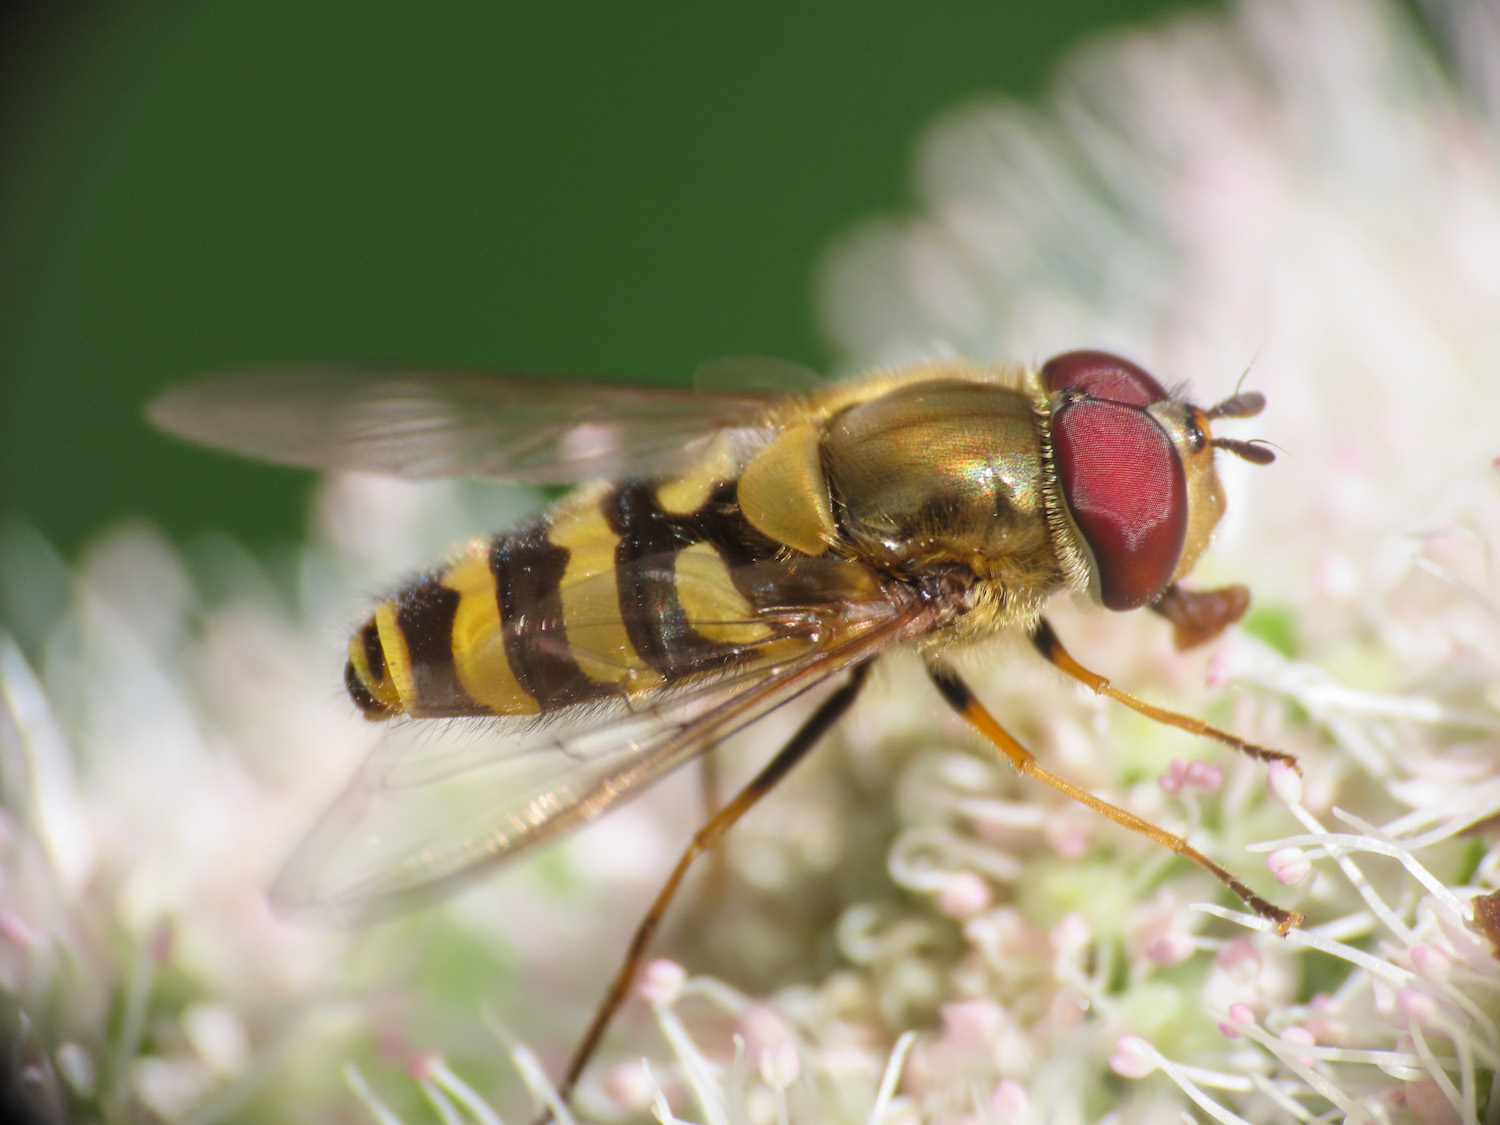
[150,350,1297,1105]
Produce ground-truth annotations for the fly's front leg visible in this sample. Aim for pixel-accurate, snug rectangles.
[1031,617,1299,772]
[926,663,1299,935]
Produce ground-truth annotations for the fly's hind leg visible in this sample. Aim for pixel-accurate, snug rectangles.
[1031,617,1299,772]
[926,663,1300,935]
[550,662,874,1114]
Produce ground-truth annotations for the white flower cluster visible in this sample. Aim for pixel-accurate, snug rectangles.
[2,0,1499,1122]
[808,0,1500,1119]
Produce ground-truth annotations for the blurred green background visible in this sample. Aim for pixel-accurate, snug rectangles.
[1,1,1215,555]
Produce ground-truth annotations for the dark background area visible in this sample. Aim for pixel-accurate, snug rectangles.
[1,0,1216,555]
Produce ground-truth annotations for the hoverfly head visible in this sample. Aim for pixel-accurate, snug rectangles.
[1042,351,1268,612]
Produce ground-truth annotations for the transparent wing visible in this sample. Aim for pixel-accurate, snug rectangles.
[691,355,826,396]
[148,366,784,482]
[273,559,934,924]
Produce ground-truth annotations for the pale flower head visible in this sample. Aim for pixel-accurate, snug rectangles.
[3,1,1500,1123]
[814,0,1500,1119]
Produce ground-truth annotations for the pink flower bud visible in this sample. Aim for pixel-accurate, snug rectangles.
[1267,846,1310,885]
[1145,932,1195,966]
[759,1041,800,1089]
[1216,937,1263,982]
[1280,1025,1316,1066]
[1158,758,1189,796]
[1268,760,1303,805]
[407,1052,441,1082]
[937,871,992,918]
[1184,759,1223,791]
[1397,988,1439,1026]
[1050,914,1090,959]
[1108,1036,1157,1079]
[638,959,686,1005]
[1409,945,1451,976]
[989,1079,1028,1120]
[1217,1002,1256,1038]
[604,1062,656,1113]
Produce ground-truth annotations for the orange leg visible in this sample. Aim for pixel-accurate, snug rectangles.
[1032,617,1300,772]
[547,662,873,1117]
[926,663,1299,935]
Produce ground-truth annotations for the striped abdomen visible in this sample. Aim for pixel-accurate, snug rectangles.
[345,476,785,720]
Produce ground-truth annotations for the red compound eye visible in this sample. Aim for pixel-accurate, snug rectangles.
[1042,350,1169,407]
[1052,397,1186,611]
